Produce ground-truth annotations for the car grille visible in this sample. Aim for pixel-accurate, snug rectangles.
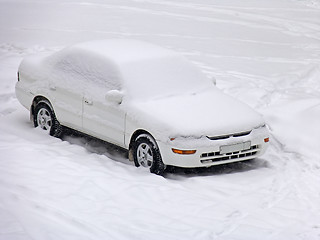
[200,145,260,164]
[207,130,252,140]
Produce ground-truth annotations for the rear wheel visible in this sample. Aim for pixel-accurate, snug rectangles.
[132,134,165,175]
[34,102,63,137]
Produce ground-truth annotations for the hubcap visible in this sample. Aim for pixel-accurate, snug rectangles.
[37,108,52,132]
[137,143,153,168]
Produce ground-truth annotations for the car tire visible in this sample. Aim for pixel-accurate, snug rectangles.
[132,134,165,175]
[34,102,63,137]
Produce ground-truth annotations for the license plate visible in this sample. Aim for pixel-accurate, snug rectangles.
[220,141,251,154]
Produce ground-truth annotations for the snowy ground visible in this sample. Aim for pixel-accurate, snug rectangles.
[1,0,320,239]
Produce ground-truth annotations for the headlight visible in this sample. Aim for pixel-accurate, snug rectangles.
[169,135,205,150]
[254,123,266,129]
[169,135,203,141]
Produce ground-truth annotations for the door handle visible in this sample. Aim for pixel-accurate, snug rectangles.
[84,98,93,105]
[49,85,56,91]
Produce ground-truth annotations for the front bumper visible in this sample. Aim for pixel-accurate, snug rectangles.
[157,127,269,168]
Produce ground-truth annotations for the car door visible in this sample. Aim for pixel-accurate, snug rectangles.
[82,90,125,147]
[48,54,83,130]
[80,55,126,148]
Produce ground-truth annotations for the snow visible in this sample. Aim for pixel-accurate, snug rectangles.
[74,39,177,63]
[1,0,320,239]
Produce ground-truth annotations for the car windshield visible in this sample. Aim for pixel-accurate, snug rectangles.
[120,55,212,100]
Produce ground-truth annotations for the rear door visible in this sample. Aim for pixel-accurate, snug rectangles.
[48,53,84,129]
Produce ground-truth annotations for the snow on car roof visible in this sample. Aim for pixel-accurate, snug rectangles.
[71,39,178,64]
[63,39,212,100]
[37,39,212,101]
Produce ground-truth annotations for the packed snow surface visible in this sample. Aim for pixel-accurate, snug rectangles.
[1,0,320,239]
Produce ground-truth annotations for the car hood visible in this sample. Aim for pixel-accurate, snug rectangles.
[127,88,265,139]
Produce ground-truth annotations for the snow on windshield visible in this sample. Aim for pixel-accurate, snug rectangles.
[121,55,212,100]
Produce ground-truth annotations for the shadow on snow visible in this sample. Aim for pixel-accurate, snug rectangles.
[60,128,270,178]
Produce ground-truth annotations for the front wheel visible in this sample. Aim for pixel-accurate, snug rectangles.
[132,135,165,175]
[33,102,63,137]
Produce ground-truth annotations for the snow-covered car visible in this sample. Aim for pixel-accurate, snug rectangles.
[15,39,269,175]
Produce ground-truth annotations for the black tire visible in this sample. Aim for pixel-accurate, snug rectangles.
[132,135,165,175]
[33,102,63,138]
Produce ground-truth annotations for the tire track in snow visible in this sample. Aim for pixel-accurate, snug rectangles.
[62,2,285,31]
[71,1,320,40]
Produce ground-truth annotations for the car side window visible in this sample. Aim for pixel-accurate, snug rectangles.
[51,49,121,94]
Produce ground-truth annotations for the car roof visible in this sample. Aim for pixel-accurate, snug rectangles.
[43,40,211,100]
[70,39,178,64]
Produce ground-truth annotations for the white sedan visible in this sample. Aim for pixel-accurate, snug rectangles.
[15,39,269,175]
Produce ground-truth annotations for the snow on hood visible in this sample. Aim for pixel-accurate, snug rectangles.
[128,88,265,140]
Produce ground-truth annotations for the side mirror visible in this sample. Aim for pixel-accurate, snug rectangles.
[211,77,217,86]
[105,90,124,104]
